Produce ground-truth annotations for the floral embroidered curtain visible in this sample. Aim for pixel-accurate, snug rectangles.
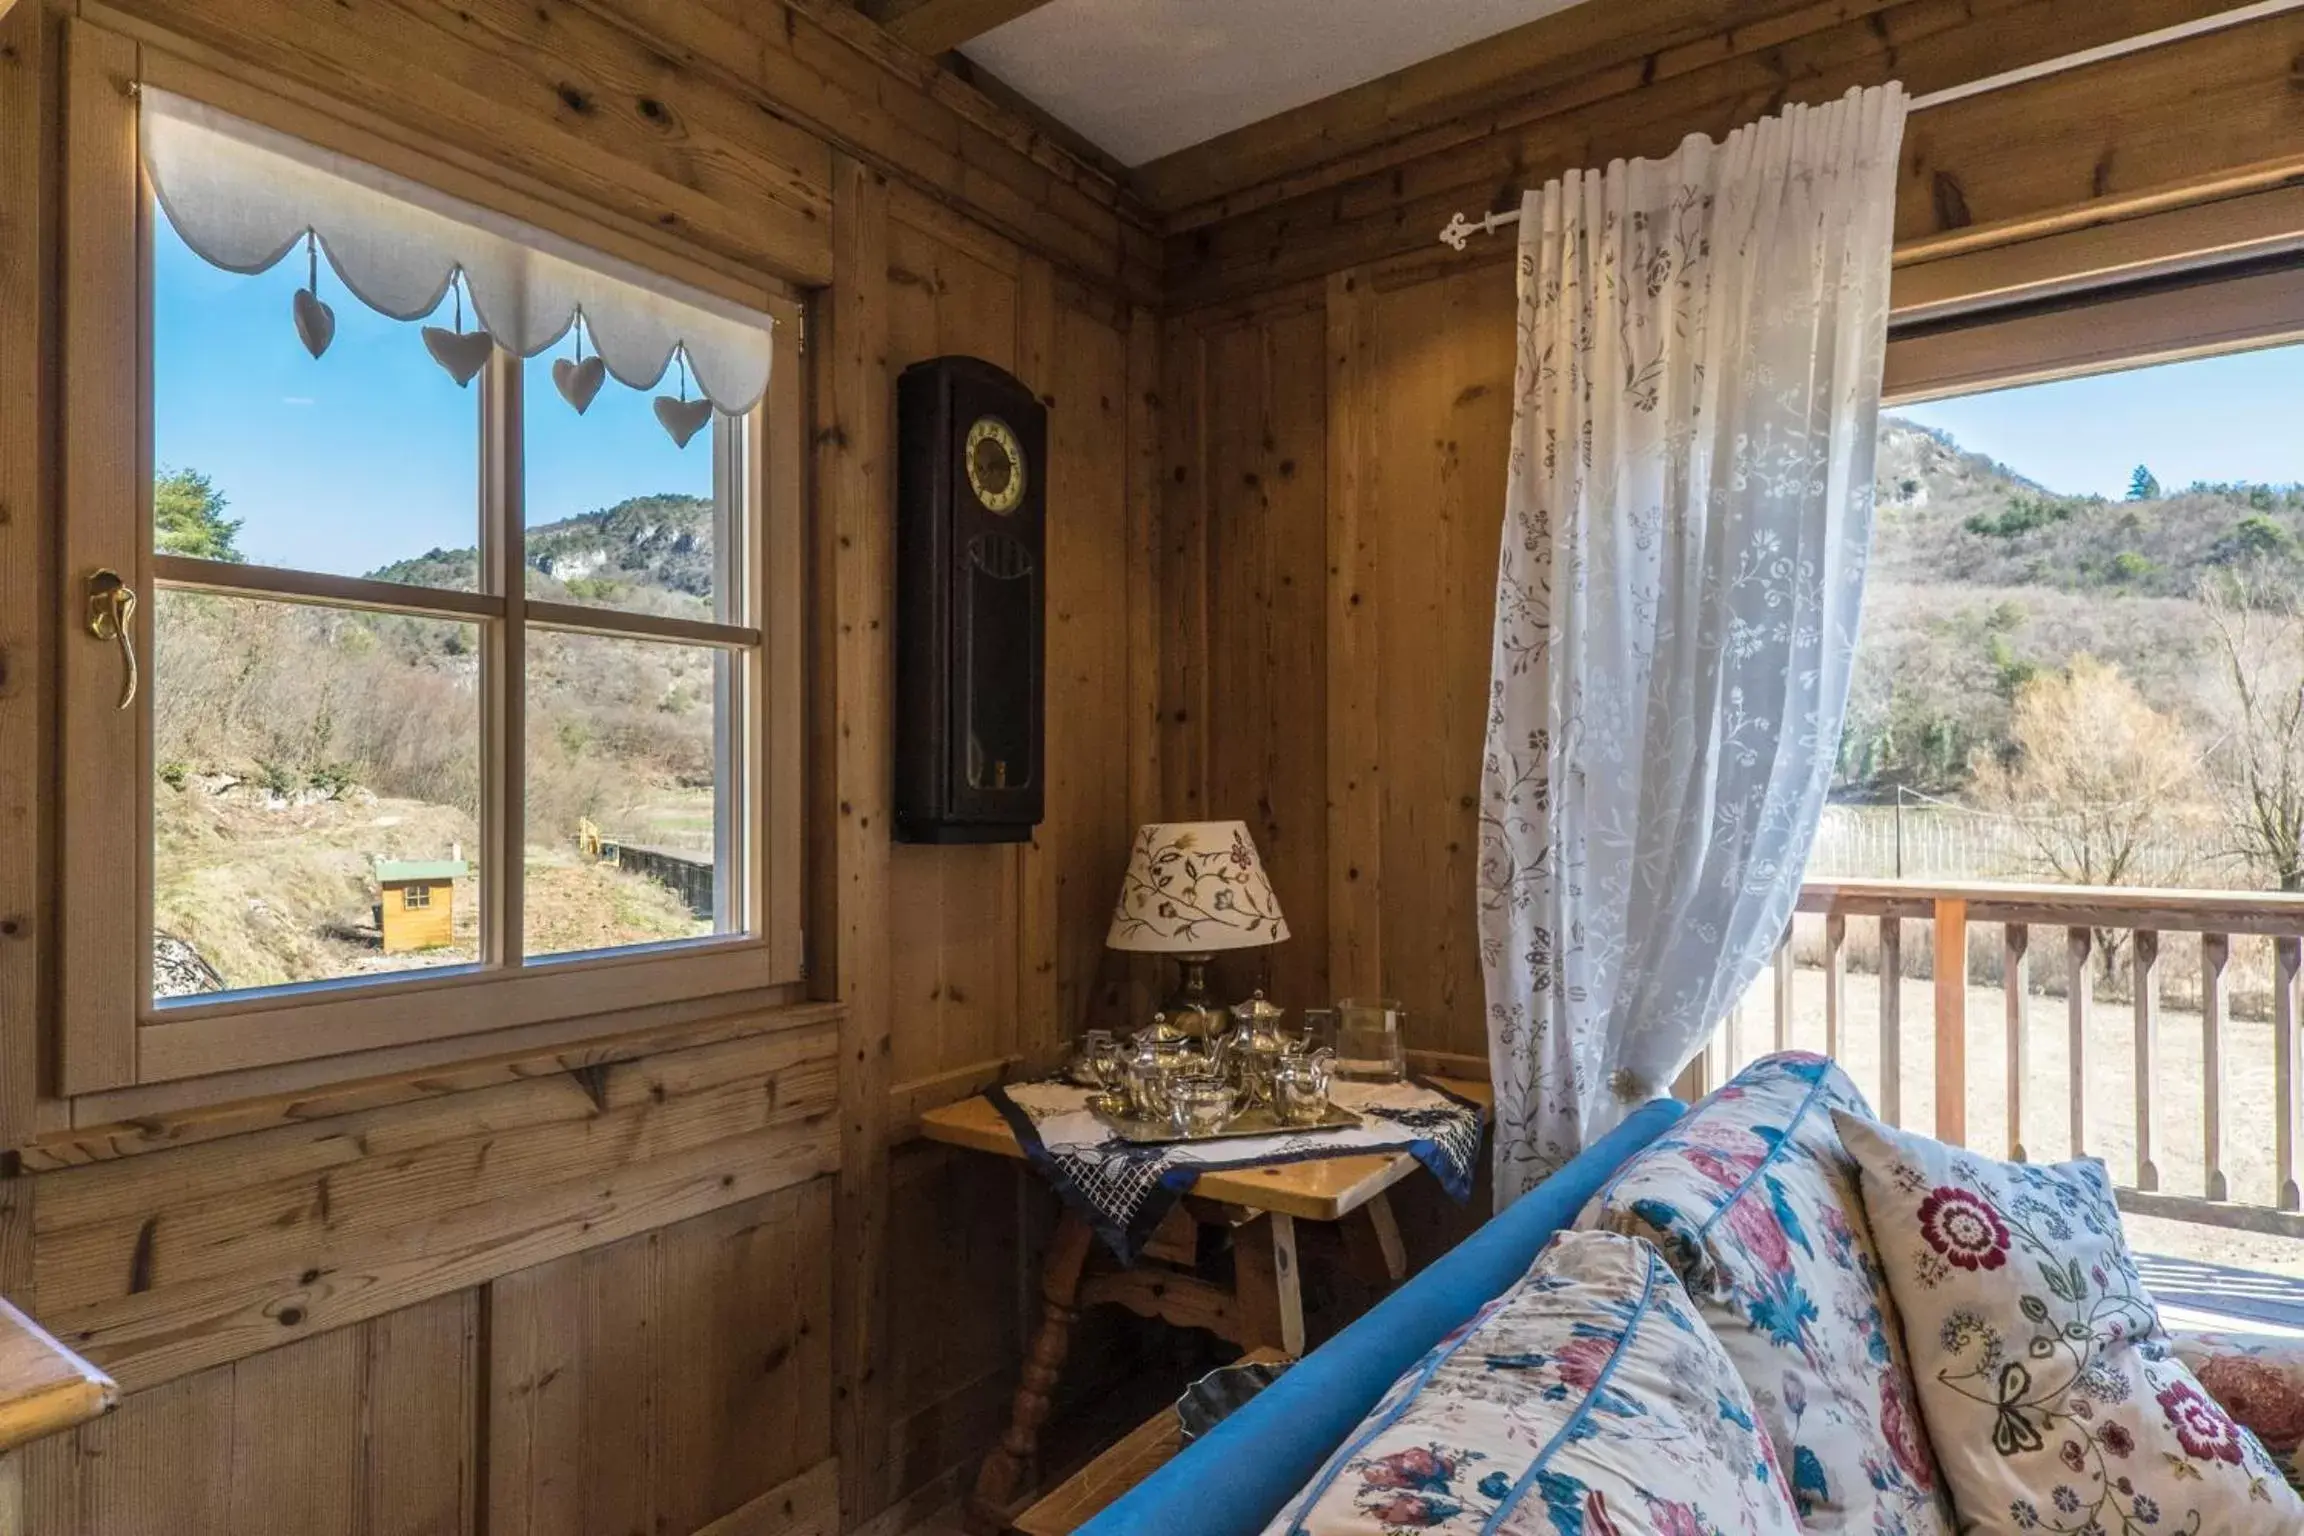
[141,88,776,414]
[1476,84,1908,1203]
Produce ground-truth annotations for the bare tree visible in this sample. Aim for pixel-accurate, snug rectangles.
[1969,655,2203,969]
[2199,563,2304,891]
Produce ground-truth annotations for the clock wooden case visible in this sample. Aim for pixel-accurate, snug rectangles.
[894,355,1047,843]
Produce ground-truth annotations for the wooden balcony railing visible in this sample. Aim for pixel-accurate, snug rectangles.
[1704,878,2304,1241]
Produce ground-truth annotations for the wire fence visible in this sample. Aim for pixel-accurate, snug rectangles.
[1807,800,2237,885]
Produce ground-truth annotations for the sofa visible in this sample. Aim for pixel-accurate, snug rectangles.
[1078,1052,2304,1536]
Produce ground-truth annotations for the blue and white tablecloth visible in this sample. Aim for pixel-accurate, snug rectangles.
[988,1076,1487,1263]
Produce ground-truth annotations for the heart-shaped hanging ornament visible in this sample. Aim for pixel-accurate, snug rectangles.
[553,354,606,414]
[421,326,494,387]
[654,395,713,448]
[292,287,336,359]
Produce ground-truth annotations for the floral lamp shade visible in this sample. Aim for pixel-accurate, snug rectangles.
[1106,821,1290,954]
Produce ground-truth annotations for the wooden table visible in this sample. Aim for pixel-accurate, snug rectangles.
[920,1079,1486,1534]
[0,1295,115,1453]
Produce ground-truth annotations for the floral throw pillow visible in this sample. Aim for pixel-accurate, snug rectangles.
[2167,1329,2304,1494]
[1577,1051,1954,1535]
[1834,1111,2304,1534]
[1262,1229,1798,1535]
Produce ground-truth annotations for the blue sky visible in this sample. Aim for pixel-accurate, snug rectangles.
[153,215,712,580]
[1893,342,2304,501]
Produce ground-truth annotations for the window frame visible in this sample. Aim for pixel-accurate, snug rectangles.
[59,30,806,1093]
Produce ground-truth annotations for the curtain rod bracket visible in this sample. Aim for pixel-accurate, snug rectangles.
[1438,207,1519,251]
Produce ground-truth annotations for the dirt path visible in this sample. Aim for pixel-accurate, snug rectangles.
[1727,964,2304,1279]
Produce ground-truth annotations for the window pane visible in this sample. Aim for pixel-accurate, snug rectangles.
[524,630,735,957]
[520,349,731,622]
[152,212,481,588]
[153,590,483,1000]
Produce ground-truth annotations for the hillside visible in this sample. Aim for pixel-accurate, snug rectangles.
[370,493,716,618]
[1872,418,2304,597]
[1841,418,2304,800]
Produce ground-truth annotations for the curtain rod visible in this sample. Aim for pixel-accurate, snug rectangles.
[1437,0,2304,250]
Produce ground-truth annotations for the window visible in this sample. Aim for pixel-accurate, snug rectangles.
[61,58,802,1092]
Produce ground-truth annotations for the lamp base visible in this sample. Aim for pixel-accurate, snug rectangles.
[1160,954,1228,1041]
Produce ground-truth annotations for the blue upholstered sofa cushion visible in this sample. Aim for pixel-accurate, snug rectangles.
[1576,1052,1954,1536]
[1260,1228,1798,1535]
[1075,1098,1686,1536]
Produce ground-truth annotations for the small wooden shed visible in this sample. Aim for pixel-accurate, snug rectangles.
[374,859,466,953]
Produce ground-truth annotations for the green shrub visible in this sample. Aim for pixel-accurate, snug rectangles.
[1963,494,2077,540]
[255,759,298,798]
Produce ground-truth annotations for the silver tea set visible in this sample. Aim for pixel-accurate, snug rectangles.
[1073,991,1341,1141]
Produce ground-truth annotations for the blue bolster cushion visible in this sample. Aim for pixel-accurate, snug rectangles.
[1074,1097,1689,1536]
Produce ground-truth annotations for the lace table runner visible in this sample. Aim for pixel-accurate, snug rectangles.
[988,1077,1486,1263]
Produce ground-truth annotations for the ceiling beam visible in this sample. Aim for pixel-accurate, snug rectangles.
[858,0,1061,56]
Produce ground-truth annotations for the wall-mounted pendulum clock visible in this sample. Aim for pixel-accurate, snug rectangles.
[894,355,1048,843]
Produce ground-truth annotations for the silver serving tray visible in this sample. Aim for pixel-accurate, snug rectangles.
[1092,1101,1363,1146]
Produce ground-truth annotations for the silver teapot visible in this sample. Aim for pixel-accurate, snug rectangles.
[1215,991,1296,1108]
[1120,1014,1205,1122]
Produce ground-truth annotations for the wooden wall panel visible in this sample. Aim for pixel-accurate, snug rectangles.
[1365,266,1516,1060]
[1200,301,1330,1013]
[815,151,897,1536]
[1171,266,1513,1063]
[0,0,54,1149]
[860,183,1155,1527]
[1043,289,1140,1042]
[19,1289,476,1536]
[884,201,1025,1098]
[92,0,834,287]
[485,1184,834,1536]
[22,1011,837,1395]
[1896,8,2304,245]
[882,1143,1024,1473]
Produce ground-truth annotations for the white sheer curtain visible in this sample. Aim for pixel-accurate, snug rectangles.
[1476,84,1907,1203]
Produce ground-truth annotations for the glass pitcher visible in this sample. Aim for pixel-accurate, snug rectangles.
[1332,997,1405,1083]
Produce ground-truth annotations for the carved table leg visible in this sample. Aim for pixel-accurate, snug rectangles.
[967,1210,1096,1535]
[1340,1188,1409,1298]
[1232,1211,1305,1356]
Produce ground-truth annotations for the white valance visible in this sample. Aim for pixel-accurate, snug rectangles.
[140,88,775,414]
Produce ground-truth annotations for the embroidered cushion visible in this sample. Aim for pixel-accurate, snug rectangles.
[2167,1328,2304,1494]
[1834,1111,2304,1534]
[1576,1051,1953,1535]
[1262,1229,1799,1535]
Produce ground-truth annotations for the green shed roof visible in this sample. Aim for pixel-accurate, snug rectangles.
[375,859,469,884]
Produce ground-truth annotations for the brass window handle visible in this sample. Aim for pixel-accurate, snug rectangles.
[85,569,138,710]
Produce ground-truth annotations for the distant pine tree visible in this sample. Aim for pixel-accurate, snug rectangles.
[154,468,243,561]
[2128,465,2161,501]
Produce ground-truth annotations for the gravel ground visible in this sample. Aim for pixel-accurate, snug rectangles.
[1724,963,2304,1280]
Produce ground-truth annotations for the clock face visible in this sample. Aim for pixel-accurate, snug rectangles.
[965,415,1027,515]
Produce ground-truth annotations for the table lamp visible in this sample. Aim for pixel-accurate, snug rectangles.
[1105,821,1290,1039]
